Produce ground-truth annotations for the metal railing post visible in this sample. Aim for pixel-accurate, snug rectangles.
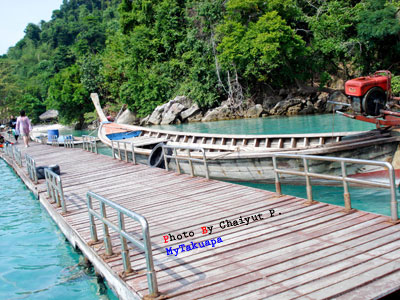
[162,146,169,171]
[174,148,181,174]
[87,193,98,242]
[100,202,113,256]
[124,142,128,162]
[341,161,352,212]
[142,218,158,297]
[85,191,159,296]
[188,148,194,177]
[303,157,314,204]
[131,143,136,164]
[111,140,115,158]
[202,150,210,180]
[161,144,210,179]
[272,153,399,222]
[25,154,38,184]
[117,141,121,161]
[386,162,399,222]
[13,146,22,167]
[118,212,132,274]
[44,168,67,213]
[272,156,282,196]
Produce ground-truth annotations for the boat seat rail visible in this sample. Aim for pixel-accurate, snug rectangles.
[272,153,399,223]
[86,191,158,297]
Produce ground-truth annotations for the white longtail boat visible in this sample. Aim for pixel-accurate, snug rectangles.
[92,93,400,183]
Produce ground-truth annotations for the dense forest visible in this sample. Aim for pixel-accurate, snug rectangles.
[1,0,400,126]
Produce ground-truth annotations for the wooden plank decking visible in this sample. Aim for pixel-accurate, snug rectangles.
[2,142,400,299]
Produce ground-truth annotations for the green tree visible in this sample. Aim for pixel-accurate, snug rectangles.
[47,65,89,127]
[216,0,308,91]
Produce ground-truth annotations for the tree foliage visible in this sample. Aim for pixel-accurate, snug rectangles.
[1,0,400,122]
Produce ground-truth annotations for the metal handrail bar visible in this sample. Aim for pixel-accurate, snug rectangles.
[25,153,38,184]
[161,144,209,179]
[82,135,98,153]
[63,135,75,148]
[272,153,398,222]
[44,168,66,213]
[86,191,158,297]
[110,140,136,164]
[49,135,59,147]
[13,146,22,167]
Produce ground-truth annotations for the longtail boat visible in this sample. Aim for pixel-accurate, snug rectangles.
[92,93,400,183]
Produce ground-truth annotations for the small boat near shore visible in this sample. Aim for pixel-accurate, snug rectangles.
[92,93,400,184]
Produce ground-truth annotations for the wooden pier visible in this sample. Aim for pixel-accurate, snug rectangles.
[1,142,400,299]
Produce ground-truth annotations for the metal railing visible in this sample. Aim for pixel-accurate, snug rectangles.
[82,135,98,154]
[38,135,47,144]
[111,140,136,164]
[13,146,22,167]
[86,191,158,297]
[63,135,75,148]
[272,153,398,222]
[45,168,66,213]
[5,143,14,159]
[25,153,38,183]
[162,144,210,179]
[49,135,59,147]
[4,131,13,142]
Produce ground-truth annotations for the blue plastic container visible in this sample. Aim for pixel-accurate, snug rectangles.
[47,129,59,142]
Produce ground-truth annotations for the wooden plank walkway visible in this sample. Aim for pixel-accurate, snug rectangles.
[2,142,400,299]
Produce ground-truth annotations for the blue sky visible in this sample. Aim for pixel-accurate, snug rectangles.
[0,0,64,55]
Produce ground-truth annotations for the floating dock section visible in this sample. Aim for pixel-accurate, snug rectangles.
[1,142,400,299]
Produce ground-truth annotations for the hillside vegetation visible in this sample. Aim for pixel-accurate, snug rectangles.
[1,0,400,125]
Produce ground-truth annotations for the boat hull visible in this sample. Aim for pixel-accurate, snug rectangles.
[165,141,400,184]
[92,94,400,184]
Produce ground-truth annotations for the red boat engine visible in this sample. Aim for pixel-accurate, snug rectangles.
[345,70,391,116]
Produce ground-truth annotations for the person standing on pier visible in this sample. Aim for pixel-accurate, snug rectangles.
[8,115,19,144]
[16,110,32,148]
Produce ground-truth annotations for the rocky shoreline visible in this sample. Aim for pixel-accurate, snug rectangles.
[115,88,348,126]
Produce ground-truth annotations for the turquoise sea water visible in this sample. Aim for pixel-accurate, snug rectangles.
[0,159,118,300]
[152,114,395,217]
[151,113,376,134]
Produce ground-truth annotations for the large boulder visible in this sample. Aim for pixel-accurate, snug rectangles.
[181,103,200,121]
[269,99,302,115]
[148,104,167,125]
[187,111,203,122]
[299,101,315,114]
[202,105,232,122]
[173,95,192,108]
[245,104,263,118]
[116,109,139,124]
[146,96,193,125]
[262,96,281,110]
[161,103,186,124]
[287,103,303,115]
[39,110,58,121]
